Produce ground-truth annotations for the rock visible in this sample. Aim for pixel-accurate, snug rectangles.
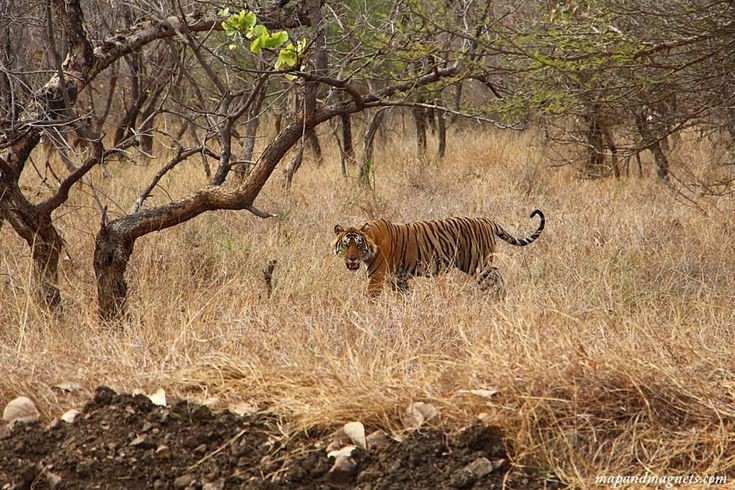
[450,457,505,488]
[465,457,505,478]
[46,471,62,489]
[343,421,367,449]
[327,445,356,459]
[147,388,167,407]
[228,401,256,416]
[61,409,81,423]
[202,478,225,490]
[173,473,196,489]
[365,430,390,450]
[156,445,171,459]
[53,381,83,393]
[3,397,40,425]
[401,402,438,430]
[129,435,156,450]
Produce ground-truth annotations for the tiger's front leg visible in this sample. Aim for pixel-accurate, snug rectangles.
[365,270,387,297]
[389,271,410,294]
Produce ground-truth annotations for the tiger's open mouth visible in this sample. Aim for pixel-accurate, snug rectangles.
[345,260,360,271]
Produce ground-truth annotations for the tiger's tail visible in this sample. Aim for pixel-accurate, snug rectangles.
[492,209,545,246]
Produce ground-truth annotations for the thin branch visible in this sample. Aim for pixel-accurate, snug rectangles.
[130,145,216,214]
[245,205,276,219]
[294,72,365,110]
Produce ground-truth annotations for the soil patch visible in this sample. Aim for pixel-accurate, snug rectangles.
[1,387,562,489]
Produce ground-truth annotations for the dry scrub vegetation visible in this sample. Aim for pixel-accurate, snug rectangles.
[2,128,734,487]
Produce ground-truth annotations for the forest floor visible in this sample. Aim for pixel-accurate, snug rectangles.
[0,387,562,489]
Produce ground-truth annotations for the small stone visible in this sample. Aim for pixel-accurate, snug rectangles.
[156,445,171,459]
[173,474,195,489]
[450,469,476,489]
[46,419,62,431]
[343,421,367,449]
[194,443,208,454]
[3,397,40,425]
[365,430,390,450]
[202,479,225,490]
[327,445,356,460]
[147,388,167,407]
[53,381,83,393]
[61,409,81,423]
[46,471,62,489]
[450,457,505,488]
[465,457,504,478]
[228,401,255,416]
[129,435,156,450]
[401,402,439,430]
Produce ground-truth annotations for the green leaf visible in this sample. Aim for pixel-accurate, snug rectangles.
[247,24,269,40]
[275,46,298,69]
[250,36,263,53]
[241,11,257,31]
[263,31,289,49]
[222,10,257,37]
[222,18,238,36]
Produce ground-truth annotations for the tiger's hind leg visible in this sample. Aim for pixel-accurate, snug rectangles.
[477,265,506,299]
[390,270,411,294]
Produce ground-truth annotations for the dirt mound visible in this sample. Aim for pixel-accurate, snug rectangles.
[0,387,561,489]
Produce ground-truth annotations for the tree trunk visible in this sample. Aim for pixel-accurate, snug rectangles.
[340,112,355,168]
[31,219,63,309]
[450,81,462,125]
[601,124,619,178]
[283,137,305,188]
[412,106,428,160]
[437,110,447,159]
[93,226,134,321]
[306,127,323,165]
[0,182,63,309]
[360,109,386,185]
[634,111,670,181]
[584,107,605,169]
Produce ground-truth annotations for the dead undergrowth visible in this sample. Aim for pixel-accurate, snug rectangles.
[2,127,734,487]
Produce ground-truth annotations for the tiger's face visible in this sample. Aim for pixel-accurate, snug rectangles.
[333,224,376,271]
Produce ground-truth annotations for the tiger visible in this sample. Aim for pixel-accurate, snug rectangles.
[332,209,544,297]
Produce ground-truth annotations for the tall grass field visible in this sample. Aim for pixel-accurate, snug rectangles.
[2,126,734,487]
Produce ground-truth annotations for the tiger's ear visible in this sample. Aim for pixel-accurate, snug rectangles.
[361,223,370,231]
[334,225,344,234]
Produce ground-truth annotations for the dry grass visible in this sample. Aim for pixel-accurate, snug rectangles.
[2,126,735,487]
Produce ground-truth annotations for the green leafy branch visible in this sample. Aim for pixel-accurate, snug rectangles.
[220,8,306,76]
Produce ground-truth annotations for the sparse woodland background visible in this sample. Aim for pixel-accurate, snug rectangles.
[1,0,734,486]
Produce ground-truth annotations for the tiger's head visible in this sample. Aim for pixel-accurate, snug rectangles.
[333,223,376,271]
